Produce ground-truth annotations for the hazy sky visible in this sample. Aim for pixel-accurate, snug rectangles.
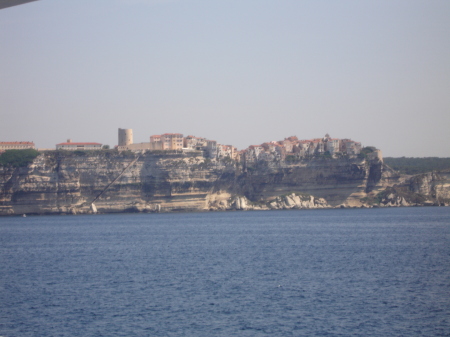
[1,0,449,157]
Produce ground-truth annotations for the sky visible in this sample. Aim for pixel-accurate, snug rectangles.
[1,0,449,157]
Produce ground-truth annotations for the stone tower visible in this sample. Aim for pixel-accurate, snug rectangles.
[118,128,133,146]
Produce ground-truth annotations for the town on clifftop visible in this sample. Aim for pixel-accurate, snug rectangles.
[0,129,376,163]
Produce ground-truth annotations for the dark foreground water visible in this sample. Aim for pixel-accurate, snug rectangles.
[1,207,449,337]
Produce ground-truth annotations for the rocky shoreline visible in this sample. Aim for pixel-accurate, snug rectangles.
[2,200,448,217]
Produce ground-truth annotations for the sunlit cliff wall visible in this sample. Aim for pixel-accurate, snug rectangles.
[0,151,448,215]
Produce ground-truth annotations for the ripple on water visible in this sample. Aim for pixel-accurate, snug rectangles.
[0,207,449,336]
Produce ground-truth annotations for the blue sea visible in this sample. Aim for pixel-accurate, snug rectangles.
[1,207,449,337]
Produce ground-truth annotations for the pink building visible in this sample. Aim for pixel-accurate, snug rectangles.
[150,133,183,150]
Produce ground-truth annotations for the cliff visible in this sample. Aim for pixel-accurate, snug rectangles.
[0,151,448,215]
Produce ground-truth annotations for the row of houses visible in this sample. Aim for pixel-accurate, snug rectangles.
[241,134,362,163]
[1,131,362,163]
[117,129,238,160]
[183,135,237,159]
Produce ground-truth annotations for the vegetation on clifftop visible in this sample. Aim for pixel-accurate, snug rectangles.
[384,157,450,175]
[0,149,40,167]
[357,146,376,159]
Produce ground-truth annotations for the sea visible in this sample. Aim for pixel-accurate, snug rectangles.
[1,207,449,337]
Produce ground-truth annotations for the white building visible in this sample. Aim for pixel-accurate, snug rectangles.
[326,138,340,154]
[0,141,35,151]
[56,139,102,150]
[342,139,361,155]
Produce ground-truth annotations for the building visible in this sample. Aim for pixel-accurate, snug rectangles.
[117,128,156,151]
[118,128,133,146]
[148,135,162,150]
[217,144,238,160]
[150,135,161,143]
[242,142,286,162]
[341,139,361,155]
[0,141,35,151]
[292,141,308,157]
[326,138,340,154]
[205,140,217,158]
[56,139,102,151]
[117,132,185,152]
[148,133,184,151]
[244,145,265,162]
[184,135,208,150]
[117,128,154,151]
[160,133,183,150]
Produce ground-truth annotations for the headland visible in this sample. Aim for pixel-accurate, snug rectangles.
[1,132,449,215]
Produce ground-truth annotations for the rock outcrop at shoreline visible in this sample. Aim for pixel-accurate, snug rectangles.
[207,194,331,211]
[0,151,448,215]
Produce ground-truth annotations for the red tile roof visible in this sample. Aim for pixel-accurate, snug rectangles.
[57,142,102,146]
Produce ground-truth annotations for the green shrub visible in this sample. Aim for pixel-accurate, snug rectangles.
[73,150,87,156]
[0,149,40,167]
[285,155,297,162]
[384,157,450,175]
[358,146,376,159]
[322,151,332,159]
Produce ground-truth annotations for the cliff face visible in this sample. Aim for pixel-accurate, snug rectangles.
[0,152,228,215]
[409,171,450,200]
[361,169,450,207]
[0,151,447,215]
[232,158,378,206]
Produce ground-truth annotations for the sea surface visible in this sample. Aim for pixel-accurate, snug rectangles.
[1,207,449,337]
